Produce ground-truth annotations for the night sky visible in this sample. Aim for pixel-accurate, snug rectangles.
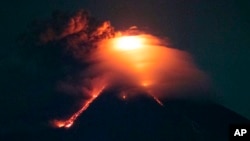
[2,0,249,118]
[1,1,250,141]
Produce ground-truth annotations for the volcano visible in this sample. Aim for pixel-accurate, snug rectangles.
[1,90,249,141]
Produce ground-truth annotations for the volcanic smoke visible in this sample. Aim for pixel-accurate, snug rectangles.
[27,10,208,128]
[52,32,207,128]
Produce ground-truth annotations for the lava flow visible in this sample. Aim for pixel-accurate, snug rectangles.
[51,31,207,129]
[52,82,106,128]
[28,10,207,129]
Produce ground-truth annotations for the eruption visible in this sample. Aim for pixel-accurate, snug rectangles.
[52,32,207,128]
[24,10,208,129]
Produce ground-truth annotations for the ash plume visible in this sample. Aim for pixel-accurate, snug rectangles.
[19,9,115,122]
[19,9,209,128]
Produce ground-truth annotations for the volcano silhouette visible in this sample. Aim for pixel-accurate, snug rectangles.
[2,90,249,141]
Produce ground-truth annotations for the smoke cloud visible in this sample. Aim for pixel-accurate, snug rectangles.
[94,34,208,98]
[20,9,209,127]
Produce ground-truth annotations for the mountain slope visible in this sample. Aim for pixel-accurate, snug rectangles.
[1,91,249,141]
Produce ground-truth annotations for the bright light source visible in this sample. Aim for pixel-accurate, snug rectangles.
[141,80,152,87]
[115,36,144,50]
[122,94,127,100]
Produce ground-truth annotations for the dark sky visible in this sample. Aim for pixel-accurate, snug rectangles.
[1,0,249,119]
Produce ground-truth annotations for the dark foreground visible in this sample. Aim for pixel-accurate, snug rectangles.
[1,92,249,141]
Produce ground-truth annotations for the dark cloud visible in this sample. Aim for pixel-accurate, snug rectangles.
[24,10,114,59]
[1,8,209,130]
[0,9,115,130]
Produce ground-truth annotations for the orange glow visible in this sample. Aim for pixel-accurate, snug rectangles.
[114,36,144,51]
[52,82,106,128]
[141,80,152,87]
[95,33,206,103]
[51,30,207,129]
[94,34,168,106]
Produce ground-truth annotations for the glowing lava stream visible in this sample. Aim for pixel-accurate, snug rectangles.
[152,95,164,106]
[52,33,204,128]
[52,85,106,128]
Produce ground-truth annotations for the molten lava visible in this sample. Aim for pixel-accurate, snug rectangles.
[51,31,207,129]
[52,82,106,128]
